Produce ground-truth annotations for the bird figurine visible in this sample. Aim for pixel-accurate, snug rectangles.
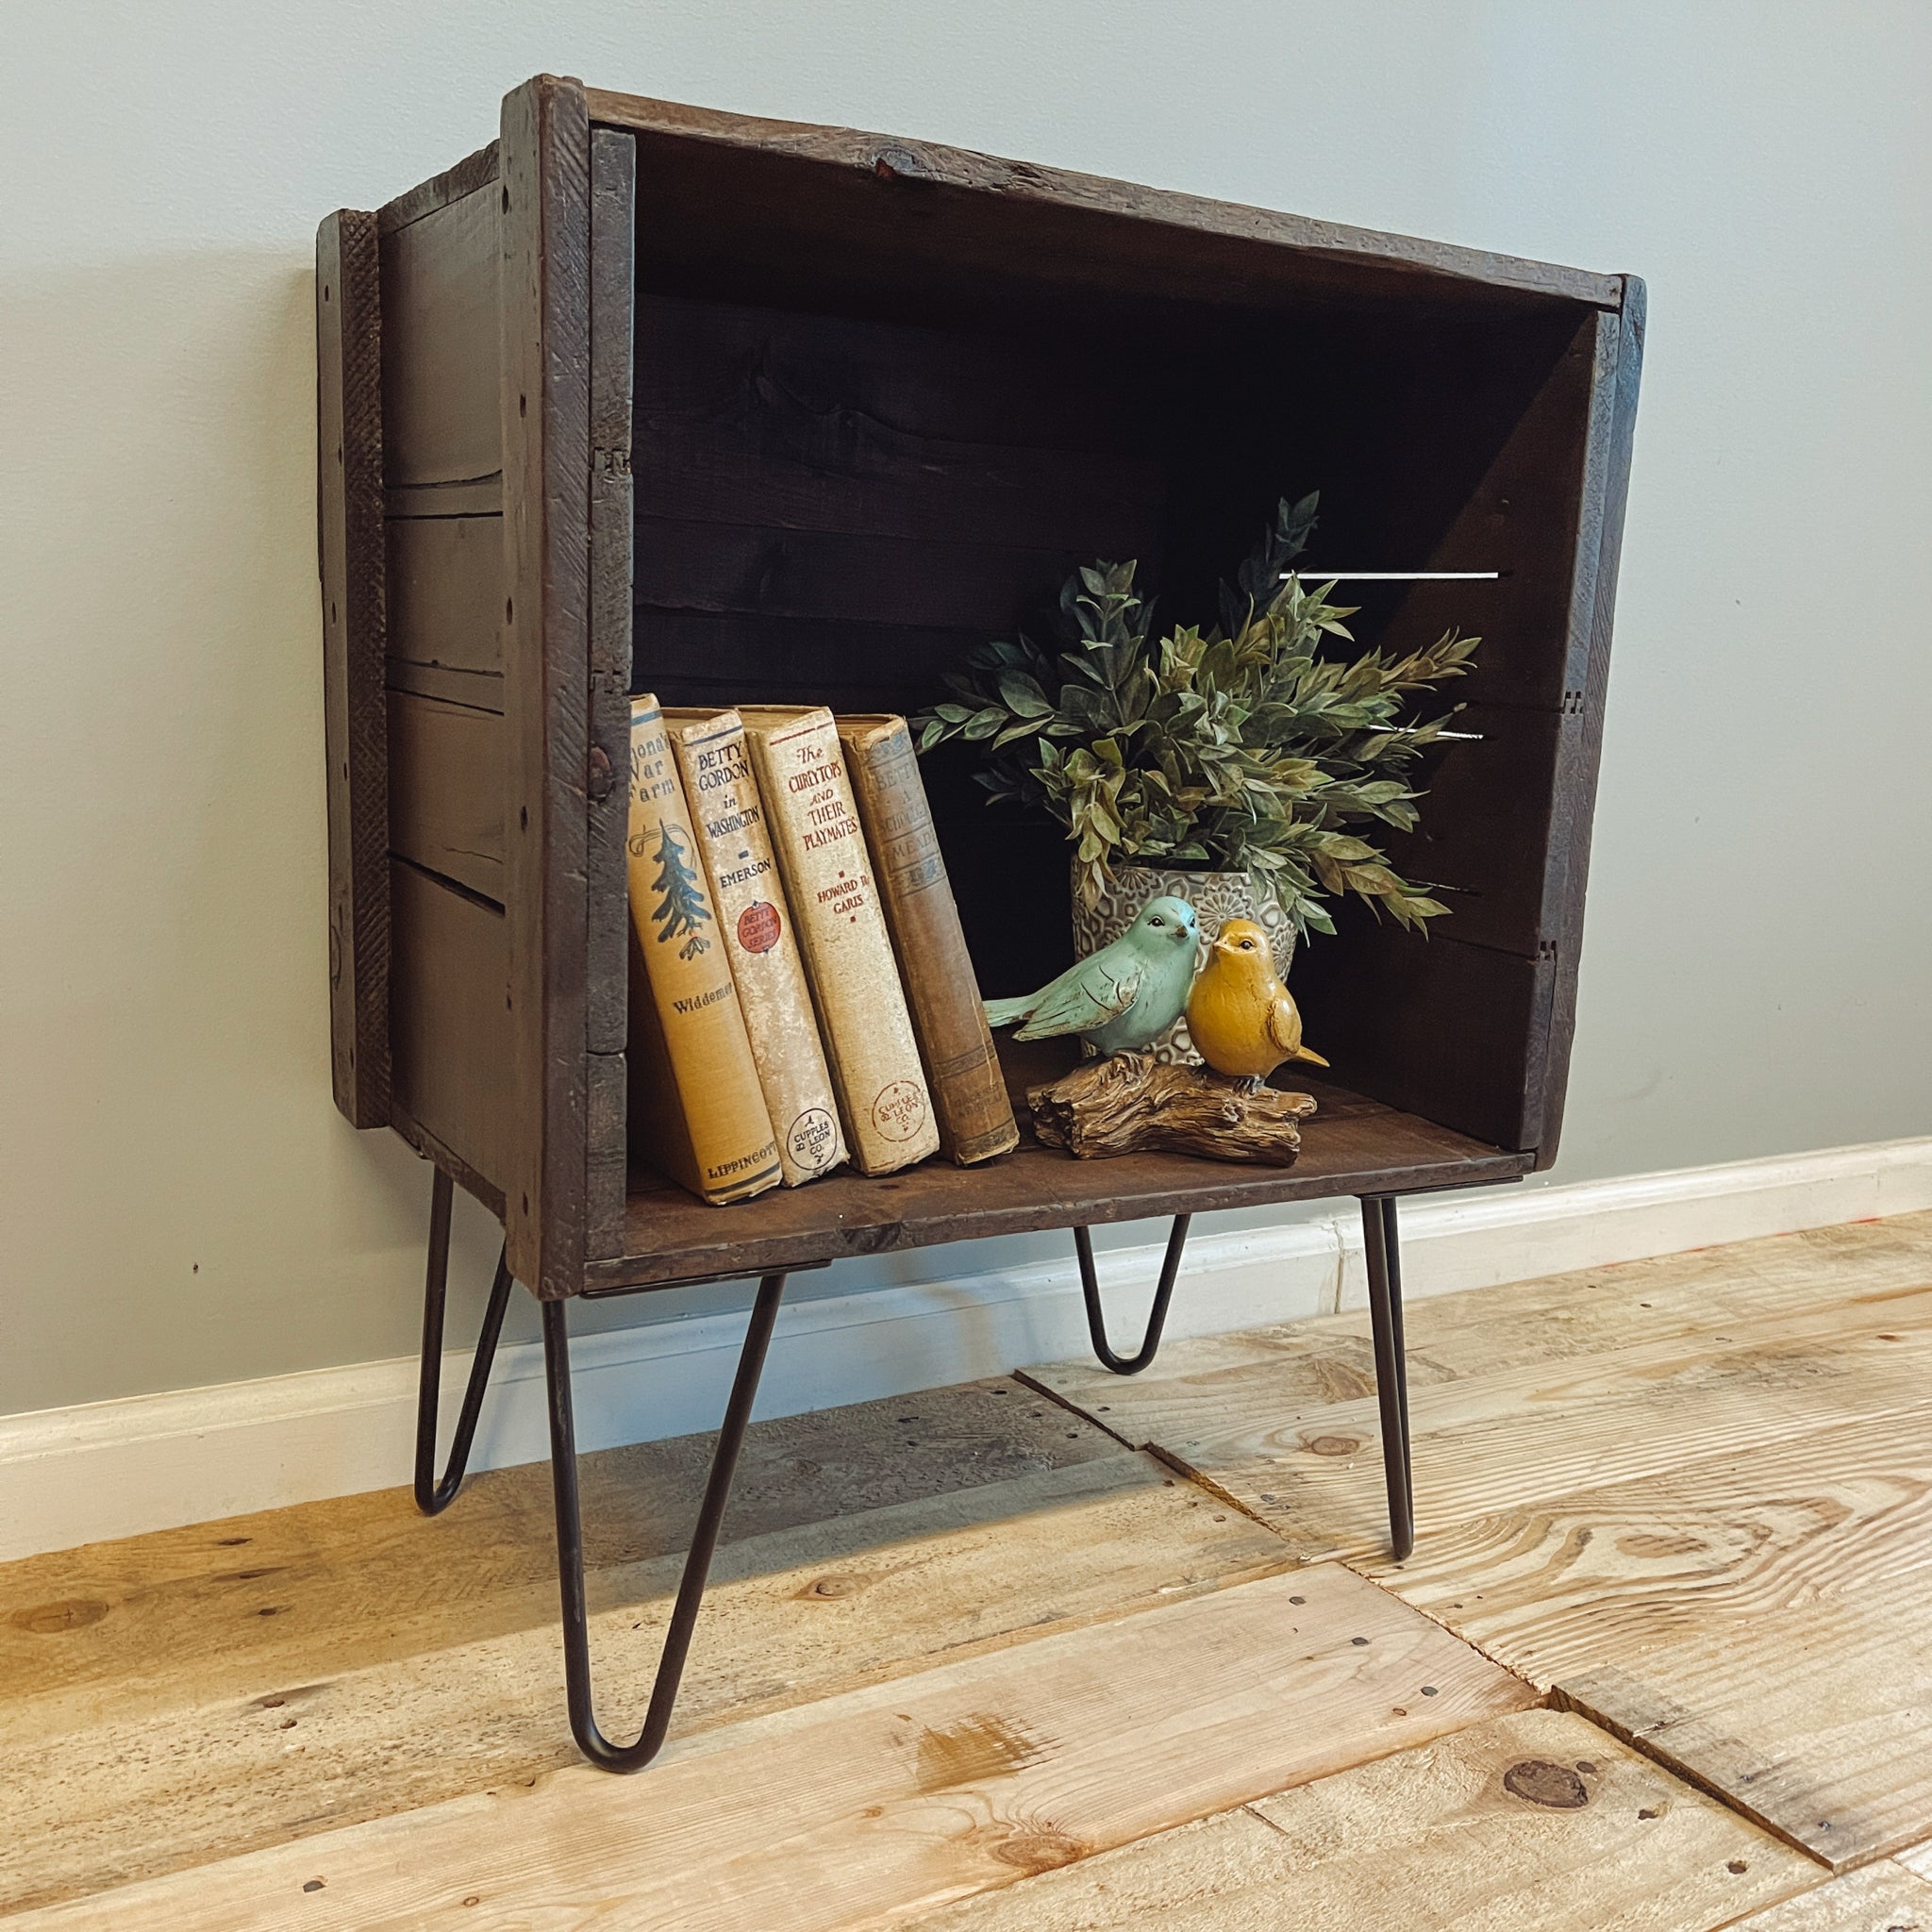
[1186,917,1329,1090]
[984,896,1200,1057]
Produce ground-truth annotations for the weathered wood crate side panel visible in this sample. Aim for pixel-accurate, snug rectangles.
[585,126,637,1258]
[1536,280,1644,1166]
[386,514,505,683]
[1285,304,1618,1155]
[501,76,595,1297]
[1298,927,1555,1156]
[379,185,504,493]
[373,148,520,1214]
[389,863,513,1186]
[316,208,391,1129]
[387,691,505,902]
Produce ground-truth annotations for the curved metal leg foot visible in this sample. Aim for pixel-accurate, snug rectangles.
[1075,1215,1192,1376]
[415,1166,514,1517]
[543,1274,787,1773]
[1359,1193,1415,1561]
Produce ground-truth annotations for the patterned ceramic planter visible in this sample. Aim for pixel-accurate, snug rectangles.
[1071,861,1295,1064]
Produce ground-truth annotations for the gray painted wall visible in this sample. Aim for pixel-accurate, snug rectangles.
[4,1,1927,1418]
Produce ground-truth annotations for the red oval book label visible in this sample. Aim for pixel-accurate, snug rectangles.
[737,901,782,955]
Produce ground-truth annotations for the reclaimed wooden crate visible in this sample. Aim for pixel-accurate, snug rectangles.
[318,75,1642,1302]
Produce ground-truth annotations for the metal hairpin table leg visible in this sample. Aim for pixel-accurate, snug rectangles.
[1074,1214,1193,1376]
[542,1272,787,1773]
[415,1165,515,1517]
[1359,1193,1415,1561]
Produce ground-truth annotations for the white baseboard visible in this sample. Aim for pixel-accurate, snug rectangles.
[4,1136,1928,1562]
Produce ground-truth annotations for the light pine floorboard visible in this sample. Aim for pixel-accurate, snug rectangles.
[1026,1215,1932,1443]
[892,1708,1818,1931]
[0,1376,1114,1724]
[6,1566,1534,1932]
[1028,1211,1932,1878]
[1723,1860,1932,1928]
[1367,1405,1932,1870]
[0,1383,1286,1914]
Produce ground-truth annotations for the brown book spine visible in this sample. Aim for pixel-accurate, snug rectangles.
[838,715,1019,1165]
[626,694,782,1207]
[667,709,847,1187]
[738,707,941,1176]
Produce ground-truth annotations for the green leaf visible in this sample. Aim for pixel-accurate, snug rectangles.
[997,671,1054,719]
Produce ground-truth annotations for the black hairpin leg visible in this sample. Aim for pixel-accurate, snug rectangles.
[415,1165,515,1516]
[1075,1214,1193,1376]
[542,1273,787,1773]
[1359,1193,1415,1561]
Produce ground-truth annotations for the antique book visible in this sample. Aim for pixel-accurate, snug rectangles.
[666,708,847,1186]
[626,694,782,1206]
[737,706,941,1175]
[837,713,1018,1165]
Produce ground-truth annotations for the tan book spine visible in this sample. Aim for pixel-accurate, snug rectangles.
[738,707,941,1176]
[666,709,847,1187]
[626,694,782,1207]
[837,714,1019,1166]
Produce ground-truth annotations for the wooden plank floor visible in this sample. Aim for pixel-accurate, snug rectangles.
[4,1214,1928,1926]
[1026,1211,1932,1878]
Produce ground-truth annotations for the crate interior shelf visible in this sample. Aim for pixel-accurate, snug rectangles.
[601,1038,1531,1291]
[318,75,1641,1303]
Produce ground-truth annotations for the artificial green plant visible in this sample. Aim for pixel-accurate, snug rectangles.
[914,494,1479,939]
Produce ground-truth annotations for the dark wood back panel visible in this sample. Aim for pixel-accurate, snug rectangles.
[618,182,1633,1157]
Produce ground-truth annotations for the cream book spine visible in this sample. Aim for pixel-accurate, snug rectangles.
[737,706,941,1176]
[666,708,847,1187]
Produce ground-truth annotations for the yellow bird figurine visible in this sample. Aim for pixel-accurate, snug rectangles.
[1186,918,1329,1090]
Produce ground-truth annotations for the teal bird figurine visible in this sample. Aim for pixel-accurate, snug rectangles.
[984,896,1200,1057]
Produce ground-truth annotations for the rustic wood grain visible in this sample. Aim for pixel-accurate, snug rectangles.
[584,90,1624,310]
[387,861,512,1188]
[7,1566,1528,1930]
[1534,276,1645,1164]
[499,75,594,1297]
[385,658,502,710]
[597,1037,1528,1291]
[384,513,504,680]
[377,142,500,237]
[0,1379,1118,1712]
[385,691,504,901]
[582,125,636,1259]
[1367,1404,1932,1689]
[377,183,502,491]
[1028,1057,1317,1164]
[1029,1215,1932,1874]
[1024,1212,1932,1444]
[1725,1863,1932,1930]
[315,208,390,1129]
[1559,1599,1932,1871]
[896,1709,1816,1931]
[0,1455,1290,1913]
[1896,1837,1932,1889]
[1119,1289,1932,1565]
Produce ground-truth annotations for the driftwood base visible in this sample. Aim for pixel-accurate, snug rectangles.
[1028,1055,1318,1165]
